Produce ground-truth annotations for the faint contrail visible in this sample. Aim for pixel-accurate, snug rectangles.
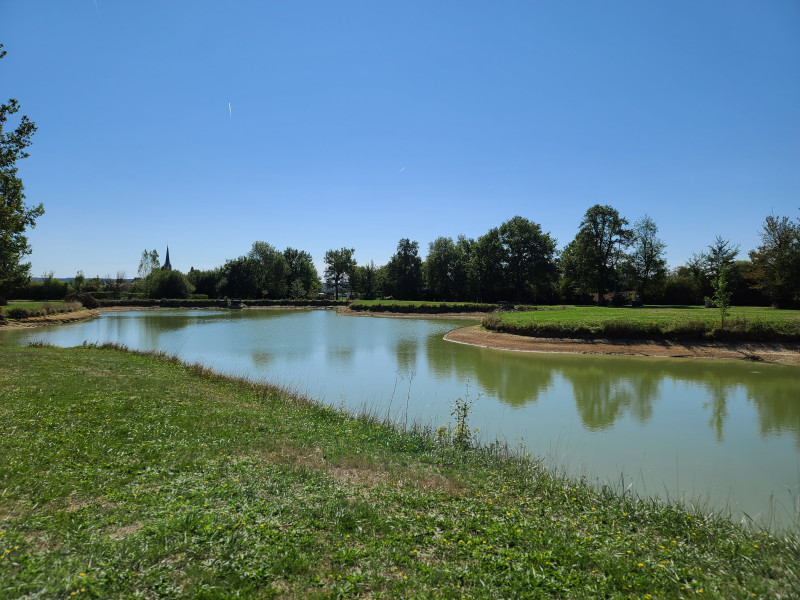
[228,102,231,118]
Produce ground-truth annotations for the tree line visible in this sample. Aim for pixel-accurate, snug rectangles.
[79,205,795,309]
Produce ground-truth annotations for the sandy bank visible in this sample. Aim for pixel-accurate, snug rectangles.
[445,325,800,364]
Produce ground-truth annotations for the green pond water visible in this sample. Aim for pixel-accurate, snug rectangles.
[2,308,799,530]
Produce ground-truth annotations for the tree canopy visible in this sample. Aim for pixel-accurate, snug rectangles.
[561,205,631,301]
[0,45,44,304]
[324,247,356,300]
[748,215,800,308]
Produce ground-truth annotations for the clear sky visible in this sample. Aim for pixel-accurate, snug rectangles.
[2,0,799,278]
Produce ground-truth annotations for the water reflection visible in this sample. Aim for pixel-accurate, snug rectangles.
[425,336,555,405]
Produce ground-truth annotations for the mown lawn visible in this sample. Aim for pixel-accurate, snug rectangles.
[1,345,797,598]
[484,305,800,342]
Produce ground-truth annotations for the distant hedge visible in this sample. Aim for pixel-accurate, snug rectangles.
[96,299,345,309]
[349,302,497,314]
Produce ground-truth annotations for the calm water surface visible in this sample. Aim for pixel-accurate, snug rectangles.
[3,309,799,530]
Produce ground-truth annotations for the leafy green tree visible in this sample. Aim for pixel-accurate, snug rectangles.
[85,275,104,293]
[323,247,356,300]
[72,270,86,293]
[288,279,306,300]
[497,216,557,302]
[148,269,193,299]
[386,238,423,300]
[283,247,320,299]
[354,260,379,299]
[425,236,457,300]
[452,235,477,301]
[0,45,43,305]
[137,249,160,280]
[705,266,732,329]
[748,215,800,308]
[472,228,505,302]
[561,205,631,303]
[626,215,667,303]
[218,256,259,299]
[187,267,223,298]
[701,235,739,282]
[249,241,288,298]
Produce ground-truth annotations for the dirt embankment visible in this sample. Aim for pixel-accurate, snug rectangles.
[445,325,800,364]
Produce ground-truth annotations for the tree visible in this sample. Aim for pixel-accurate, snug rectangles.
[386,238,423,300]
[472,228,506,302]
[626,215,667,303]
[561,205,631,302]
[701,235,739,282]
[218,256,258,299]
[323,247,356,300]
[188,267,223,298]
[283,247,321,299]
[148,269,193,299]
[748,215,800,308]
[425,237,457,300]
[497,216,557,302]
[705,266,732,329]
[72,270,86,293]
[452,235,477,301]
[0,45,43,304]
[137,249,160,280]
[248,241,288,298]
[354,260,379,300]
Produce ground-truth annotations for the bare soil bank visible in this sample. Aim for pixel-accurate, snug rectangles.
[445,325,800,364]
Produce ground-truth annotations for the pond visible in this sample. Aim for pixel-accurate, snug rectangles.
[3,308,799,531]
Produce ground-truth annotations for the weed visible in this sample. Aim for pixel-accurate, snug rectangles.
[450,387,477,450]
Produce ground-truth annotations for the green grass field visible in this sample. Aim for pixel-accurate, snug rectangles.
[1,344,797,598]
[483,305,800,342]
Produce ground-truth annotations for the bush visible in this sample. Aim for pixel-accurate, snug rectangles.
[65,291,99,309]
[6,306,30,319]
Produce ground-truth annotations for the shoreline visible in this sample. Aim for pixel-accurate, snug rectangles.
[445,324,800,364]
[4,307,799,364]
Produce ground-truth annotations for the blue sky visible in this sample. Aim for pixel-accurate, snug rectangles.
[2,0,799,278]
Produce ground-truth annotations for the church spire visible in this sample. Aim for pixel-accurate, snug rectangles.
[163,246,172,270]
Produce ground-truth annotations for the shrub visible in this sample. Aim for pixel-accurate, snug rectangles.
[6,306,30,319]
[65,291,99,309]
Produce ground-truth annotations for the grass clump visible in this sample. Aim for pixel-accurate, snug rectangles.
[483,305,800,342]
[1,345,798,598]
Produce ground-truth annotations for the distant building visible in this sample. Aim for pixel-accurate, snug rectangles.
[162,246,172,271]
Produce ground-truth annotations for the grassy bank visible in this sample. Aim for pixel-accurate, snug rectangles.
[350,300,496,314]
[1,345,797,598]
[483,305,800,343]
[0,300,82,322]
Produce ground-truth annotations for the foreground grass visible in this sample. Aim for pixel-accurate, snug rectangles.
[484,305,800,342]
[1,346,797,599]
